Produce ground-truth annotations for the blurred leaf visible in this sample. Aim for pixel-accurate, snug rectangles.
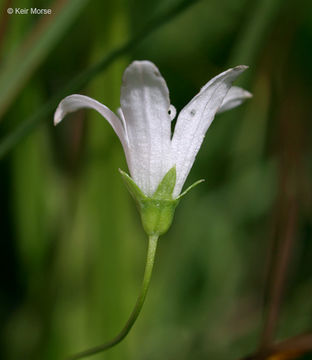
[229,0,284,67]
[0,0,200,160]
[0,0,89,119]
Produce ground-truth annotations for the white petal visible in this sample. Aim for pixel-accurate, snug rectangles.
[171,66,248,197]
[120,60,172,196]
[168,104,176,121]
[217,86,252,114]
[116,107,129,143]
[54,94,130,162]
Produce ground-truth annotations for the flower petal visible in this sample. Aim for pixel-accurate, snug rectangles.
[120,60,172,196]
[171,65,248,197]
[168,104,176,121]
[217,86,252,114]
[116,107,129,143]
[54,94,130,162]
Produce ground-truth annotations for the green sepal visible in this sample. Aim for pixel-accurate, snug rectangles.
[119,167,179,236]
[177,179,205,200]
[139,197,179,236]
[119,169,148,206]
[153,166,176,200]
[120,168,204,236]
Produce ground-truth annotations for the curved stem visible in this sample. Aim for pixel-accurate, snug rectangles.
[68,234,159,360]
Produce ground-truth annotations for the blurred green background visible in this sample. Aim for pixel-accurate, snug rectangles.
[1,0,312,359]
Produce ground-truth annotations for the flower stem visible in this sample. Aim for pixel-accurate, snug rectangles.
[68,234,159,360]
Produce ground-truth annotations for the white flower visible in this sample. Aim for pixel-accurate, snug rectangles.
[54,60,251,199]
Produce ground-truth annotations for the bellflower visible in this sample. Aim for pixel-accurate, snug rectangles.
[54,61,251,235]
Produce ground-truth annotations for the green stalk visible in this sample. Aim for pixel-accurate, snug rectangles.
[68,235,159,360]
